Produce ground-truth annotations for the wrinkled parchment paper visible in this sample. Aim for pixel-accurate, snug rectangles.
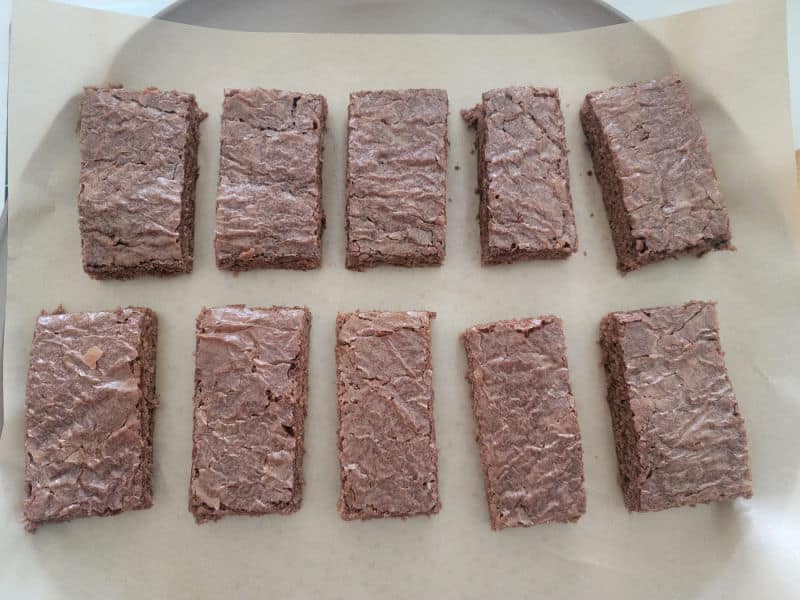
[2,0,799,598]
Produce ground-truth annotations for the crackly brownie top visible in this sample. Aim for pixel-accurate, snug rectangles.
[79,86,202,269]
[584,76,730,254]
[463,316,585,527]
[24,307,155,525]
[215,89,326,265]
[604,301,752,508]
[336,310,439,516]
[479,87,576,253]
[191,305,308,514]
[346,90,448,264]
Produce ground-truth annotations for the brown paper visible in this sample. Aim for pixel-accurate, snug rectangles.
[2,0,799,597]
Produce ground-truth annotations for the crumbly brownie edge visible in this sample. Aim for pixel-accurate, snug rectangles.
[599,313,647,511]
[580,97,641,272]
[135,308,159,515]
[177,97,207,274]
[287,308,311,511]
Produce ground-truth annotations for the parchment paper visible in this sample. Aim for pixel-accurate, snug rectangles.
[2,1,799,598]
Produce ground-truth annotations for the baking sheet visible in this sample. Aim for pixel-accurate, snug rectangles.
[2,0,799,597]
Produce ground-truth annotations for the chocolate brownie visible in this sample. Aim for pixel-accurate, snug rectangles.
[463,316,586,529]
[600,301,753,511]
[580,76,732,272]
[346,89,448,270]
[23,307,158,532]
[190,305,310,523]
[78,86,206,279]
[463,87,577,264]
[336,310,440,519]
[215,89,327,270]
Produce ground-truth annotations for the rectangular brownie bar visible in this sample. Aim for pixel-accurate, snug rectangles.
[190,305,310,523]
[336,310,440,519]
[215,89,327,271]
[463,87,577,264]
[462,316,586,529]
[346,89,448,270]
[580,76,731,272]
[79,86,206,279]
[600,301,752,512]
[23,307,158,532]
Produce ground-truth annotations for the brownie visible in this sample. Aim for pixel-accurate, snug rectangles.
[580,76,732,272]
[599,301,753,511]
[215,89,327,271]
[190,305,310,523]
[462,316,586,529]
[336,310,440,519]
[346,89,448,270]
[23,307,158,532]
[462,87,577,264]
[78,86,206,279]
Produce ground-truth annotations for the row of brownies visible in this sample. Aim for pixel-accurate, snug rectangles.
[23,301,752,532]
[78,75,731,278]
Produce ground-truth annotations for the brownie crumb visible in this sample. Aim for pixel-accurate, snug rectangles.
[586,170,593,176]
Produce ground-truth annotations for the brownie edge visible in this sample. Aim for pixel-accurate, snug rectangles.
[599,301,752,512]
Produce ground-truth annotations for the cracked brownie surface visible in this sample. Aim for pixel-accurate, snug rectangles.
[190,305,310,523]
[215,89,327,270]
[600,301,752,511]
[335,310,440,519]
[463,316,586,529]
[24,307,158,531]
[463,87,577,264]
[78,86,206,279]
[345,89,448,270]
[581,76,731,272]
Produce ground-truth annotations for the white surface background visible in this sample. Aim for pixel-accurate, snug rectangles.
[0,0,797,208]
